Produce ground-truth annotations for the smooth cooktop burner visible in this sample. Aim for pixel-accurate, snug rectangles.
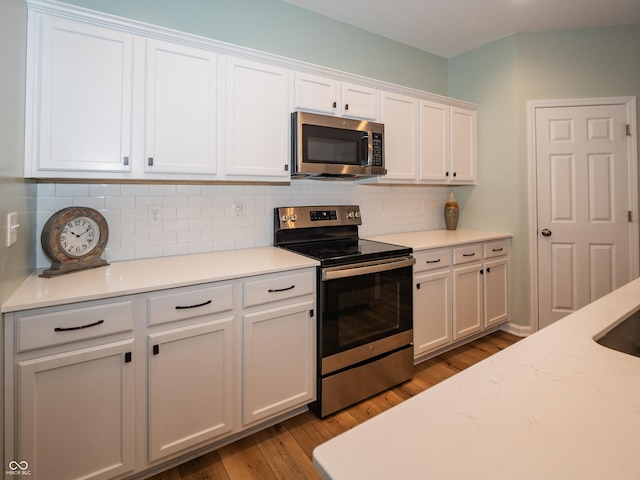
[282,238,411,266]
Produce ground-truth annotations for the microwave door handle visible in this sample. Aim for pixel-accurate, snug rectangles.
[361,133,370,166]
[322,257,416,281]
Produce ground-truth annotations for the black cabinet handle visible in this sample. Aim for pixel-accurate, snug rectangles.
[426,259,441,264]
[54,319,104,332]
[492,248,503,252]
[462,252,476,257]
[268,285,295,293]
[175,300,212,310]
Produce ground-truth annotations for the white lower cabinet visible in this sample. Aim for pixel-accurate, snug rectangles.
[414,249,453,357]
[413,239,510,360]
[4,267,316,480]
[148,317,234,463]
[453,260,484,340]
[242,300,315,426]
[18,340,136,480]
[241,270,316,426]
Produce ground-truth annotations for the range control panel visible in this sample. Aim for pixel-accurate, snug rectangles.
[275,205,362,229]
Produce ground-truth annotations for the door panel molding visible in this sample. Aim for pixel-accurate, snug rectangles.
[527,96,638,332]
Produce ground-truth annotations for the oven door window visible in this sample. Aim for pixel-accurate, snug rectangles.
[302,124,368,166]
[321,265,412,357]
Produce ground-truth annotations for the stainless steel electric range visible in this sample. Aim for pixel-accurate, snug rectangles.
[274,205,415,417]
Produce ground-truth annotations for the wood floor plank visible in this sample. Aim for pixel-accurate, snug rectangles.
[177,450,228,480]
[279,411,333,459]
[252,424,322,480]
[146,331,522,480]
[217,436,278,480]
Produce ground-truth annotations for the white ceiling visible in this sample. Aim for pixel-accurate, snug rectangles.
[283,0,640,58]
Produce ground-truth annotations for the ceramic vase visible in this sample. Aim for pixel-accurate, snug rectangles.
[444,190,459,230]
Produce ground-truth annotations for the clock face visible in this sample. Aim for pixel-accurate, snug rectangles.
[59,216,101,257]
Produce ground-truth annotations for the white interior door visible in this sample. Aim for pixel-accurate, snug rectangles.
[535,102,636,329]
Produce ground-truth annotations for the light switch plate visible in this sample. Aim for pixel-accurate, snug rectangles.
[6,212,18,247]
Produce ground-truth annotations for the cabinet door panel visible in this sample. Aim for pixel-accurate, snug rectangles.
[148,318,234,462]
[380,92,419,181]
[35,15,134,173]
[484,258,510,327]
[453,264,483,340]
[294,72,337,114]
[419,100,450,182]
[243,301,315,425]
[225,57,289,178]
[414,269,452,356]
[450,106,476,184]
[145,40,218,175]
[340,82,378,120]
[18,340,135,480]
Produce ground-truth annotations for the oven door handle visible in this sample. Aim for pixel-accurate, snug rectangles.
[321,256,415,281]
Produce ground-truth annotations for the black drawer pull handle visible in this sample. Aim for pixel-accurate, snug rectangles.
[492,248,504,252]
[175,300,212,310]
[268,285,295,293]
[426,259,441,264]
[54,319,104,332]
[462,253,476,257]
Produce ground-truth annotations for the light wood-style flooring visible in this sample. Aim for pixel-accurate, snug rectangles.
[147,330,521,480]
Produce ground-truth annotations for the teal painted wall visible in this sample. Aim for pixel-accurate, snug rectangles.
[449,24,640,329]
[61,0,449,94]
[0,0,35,307]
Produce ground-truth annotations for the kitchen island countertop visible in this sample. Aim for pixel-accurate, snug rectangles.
[313,277,640,479]
[2,247,319,313]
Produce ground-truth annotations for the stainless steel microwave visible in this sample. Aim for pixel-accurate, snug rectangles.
[291,111,386,179]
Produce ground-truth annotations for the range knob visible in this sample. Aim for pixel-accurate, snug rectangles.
[346,211,355,219]
[290,214,298,222]
[280,214,288,222]
[354,211,360,218]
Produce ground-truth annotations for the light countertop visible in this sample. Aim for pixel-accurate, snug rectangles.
[2,247,319,313]
[366,229,512,251]
[313,277,640,480]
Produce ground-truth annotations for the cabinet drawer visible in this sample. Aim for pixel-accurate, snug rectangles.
[16,300,134,352]
[148,283,233,326]
[453,244,482,265]
[244,271,314,308]
[413,249,452,273]
[484,239,510,259]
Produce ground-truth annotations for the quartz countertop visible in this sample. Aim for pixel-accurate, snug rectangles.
[2,247,318,313]
[366,229,512,251]
[313,277,640,480]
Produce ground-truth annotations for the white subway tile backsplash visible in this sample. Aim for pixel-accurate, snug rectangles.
[35,182,451,268]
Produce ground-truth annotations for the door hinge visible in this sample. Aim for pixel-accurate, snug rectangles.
[309,309,314,317]
[626,124,632,136]
[124,352,132,363]
[628,210,633,222]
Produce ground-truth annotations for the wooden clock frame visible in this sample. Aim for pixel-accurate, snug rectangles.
[41,207,110,278]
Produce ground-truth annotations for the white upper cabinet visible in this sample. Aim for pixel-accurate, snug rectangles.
[340,82,379,120]
[378,91,419,181]
[144,39,219,176]
[294,72,379,120]
[24,2,477,184]
[27,14,135,175]
[449,106,477,184]
[224,57,290,180]
[293,73,338,115]
[420,101,477,185]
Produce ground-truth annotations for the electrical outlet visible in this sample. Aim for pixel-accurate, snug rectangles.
[148,205,162,225]
[233,202,244,218]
